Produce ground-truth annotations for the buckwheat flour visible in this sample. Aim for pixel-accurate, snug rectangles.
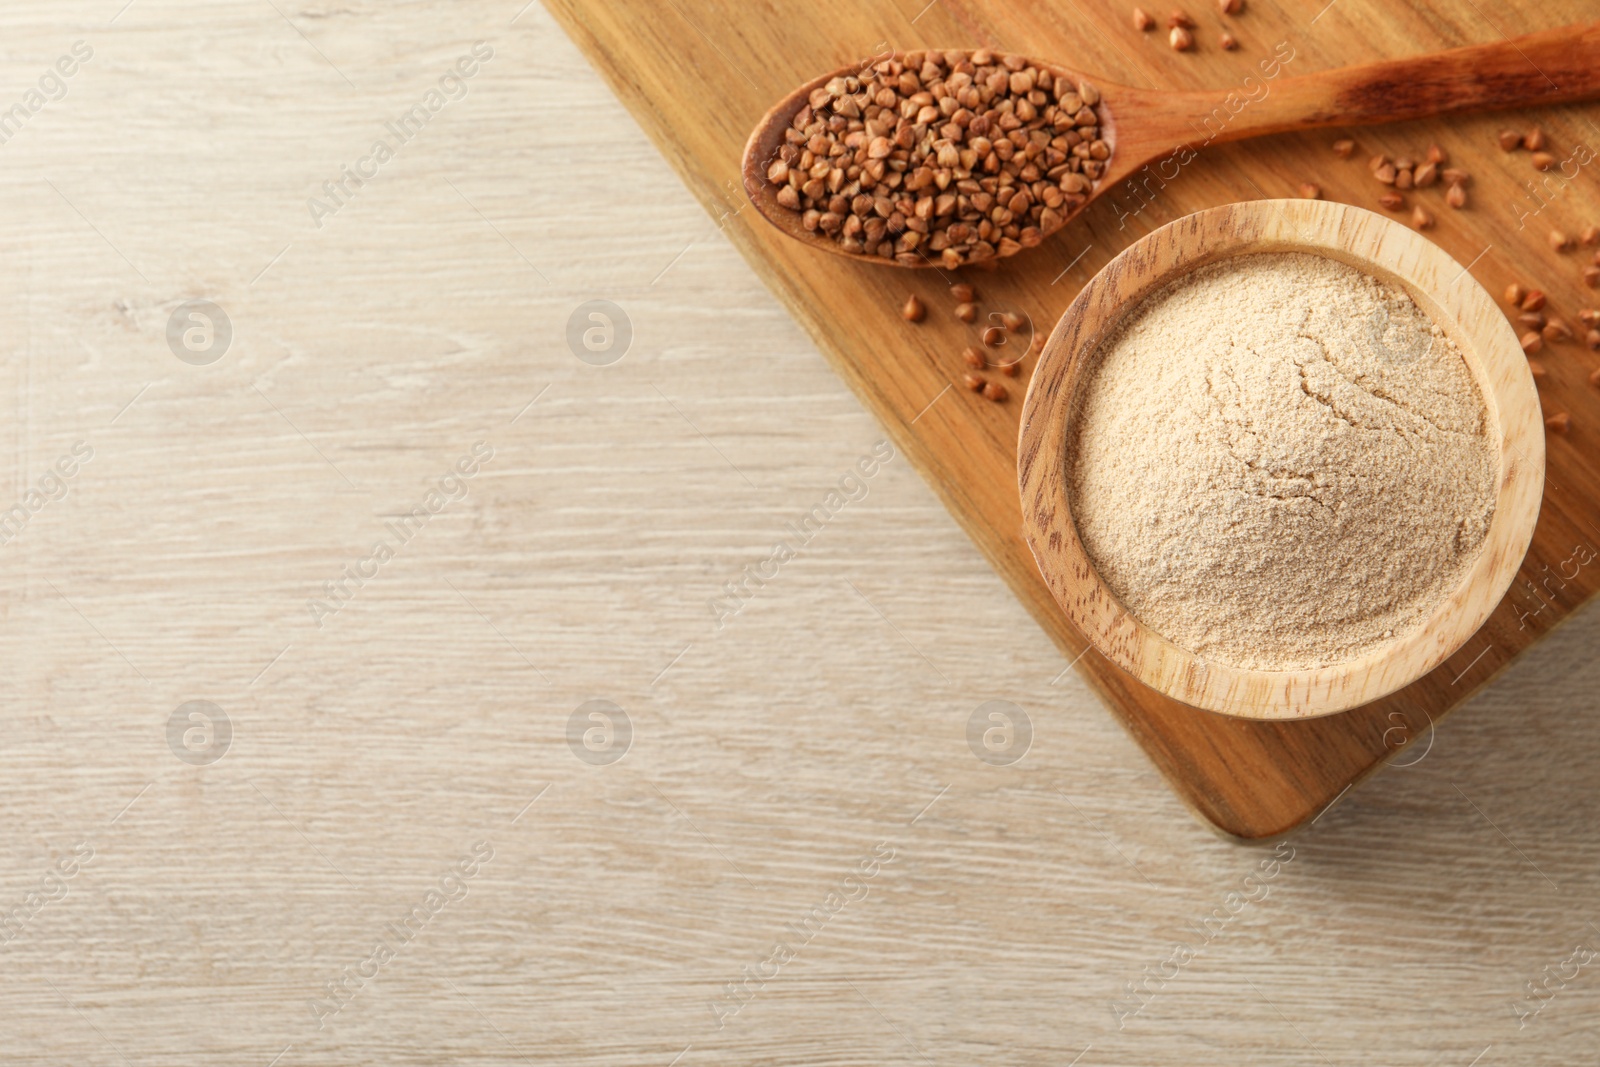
[1068,252,1497,671]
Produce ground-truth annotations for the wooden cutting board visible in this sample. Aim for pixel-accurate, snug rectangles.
[543,0,1600,838]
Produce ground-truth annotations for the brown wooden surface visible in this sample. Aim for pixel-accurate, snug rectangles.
[544,0,1600,838]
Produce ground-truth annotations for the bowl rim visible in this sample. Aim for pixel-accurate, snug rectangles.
[1016,198,1545,720]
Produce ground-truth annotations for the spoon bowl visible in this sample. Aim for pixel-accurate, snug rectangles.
[740,52,1121,269]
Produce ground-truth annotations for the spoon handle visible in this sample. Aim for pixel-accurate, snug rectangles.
[1131,21,1600,153]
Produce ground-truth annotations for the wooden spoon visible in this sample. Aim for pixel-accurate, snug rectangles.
[741,23,1600,268]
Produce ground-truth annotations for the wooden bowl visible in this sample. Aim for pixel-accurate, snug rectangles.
[1017,199,1544,720]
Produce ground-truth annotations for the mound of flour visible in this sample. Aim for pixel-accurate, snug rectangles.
[1068,252,1497,671]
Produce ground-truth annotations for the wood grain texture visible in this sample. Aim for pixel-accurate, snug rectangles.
[1,3,1600,1066]
[1019,198,1544,719]
[547,0,1600,837]
[1115,20,1600,157]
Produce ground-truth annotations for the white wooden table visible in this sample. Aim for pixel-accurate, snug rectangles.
[0,2,1595,1064]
